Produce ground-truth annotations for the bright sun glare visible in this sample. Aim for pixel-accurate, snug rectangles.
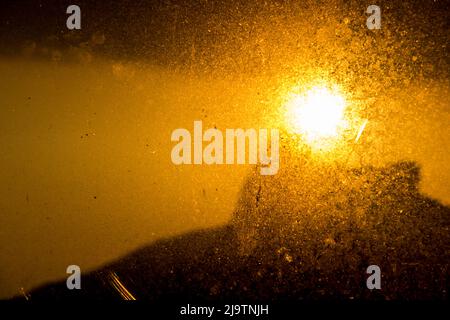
[286,86,348,147]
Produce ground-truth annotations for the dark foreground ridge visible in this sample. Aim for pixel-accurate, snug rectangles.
[23,161,449,301]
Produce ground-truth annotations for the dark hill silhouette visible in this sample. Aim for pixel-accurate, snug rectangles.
[23,160,449,301]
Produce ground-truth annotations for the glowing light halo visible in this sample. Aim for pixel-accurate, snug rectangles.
[285,85,350,150]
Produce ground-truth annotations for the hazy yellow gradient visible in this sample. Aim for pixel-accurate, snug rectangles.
[0,58,449,298]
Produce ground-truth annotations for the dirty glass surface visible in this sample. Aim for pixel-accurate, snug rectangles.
[0,0,448,306]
